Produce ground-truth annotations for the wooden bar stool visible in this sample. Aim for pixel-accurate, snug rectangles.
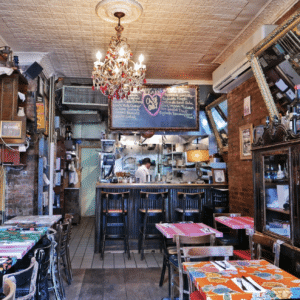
[101,191,130,260]
[138,191,168,260]
[175,192,204,222]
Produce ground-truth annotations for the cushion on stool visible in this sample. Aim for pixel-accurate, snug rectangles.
[139,209,162,213]
[233,249,251,260]
[175,208,200,213]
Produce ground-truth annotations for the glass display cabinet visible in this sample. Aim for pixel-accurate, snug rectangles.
[252,122,300,247]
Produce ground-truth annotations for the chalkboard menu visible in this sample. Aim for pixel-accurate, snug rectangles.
[110,86,198,131]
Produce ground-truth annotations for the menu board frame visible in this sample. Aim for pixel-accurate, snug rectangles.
[109,85,199,131]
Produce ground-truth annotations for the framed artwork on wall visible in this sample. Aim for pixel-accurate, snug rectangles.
[244,96,251,116]
[239,124,253,160]
[212,168,227,184]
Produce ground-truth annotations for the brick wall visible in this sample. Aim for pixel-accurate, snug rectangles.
[227,76,268,216]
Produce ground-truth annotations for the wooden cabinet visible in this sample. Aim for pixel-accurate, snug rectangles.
[252,123,300,247]
[0,71,27,145]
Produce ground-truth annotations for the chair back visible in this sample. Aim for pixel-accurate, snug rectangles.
[56,221,70,257]
[174,234,216,300]
[177,192,203,213]
[3,277,16,300]
[140,191,168,212]
[34,237,51,296]
[250,232,281,267]
[183,245,233,261]
[101,191,130,214]
[3,257,38,299]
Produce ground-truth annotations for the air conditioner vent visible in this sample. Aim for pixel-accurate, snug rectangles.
[62,86,108,109]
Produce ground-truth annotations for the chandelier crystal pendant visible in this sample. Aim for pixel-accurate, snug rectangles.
[92,12,146,100]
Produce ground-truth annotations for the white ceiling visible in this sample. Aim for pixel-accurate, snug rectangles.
[0,0,297,81]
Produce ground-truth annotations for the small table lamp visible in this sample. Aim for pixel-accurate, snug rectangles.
[186,149,209,183]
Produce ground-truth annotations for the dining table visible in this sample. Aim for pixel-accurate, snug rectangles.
[184,259,300,300]
[215,216,254,250]
[155,222,223,239]
[4,215,62,227]
[0,226,48,274]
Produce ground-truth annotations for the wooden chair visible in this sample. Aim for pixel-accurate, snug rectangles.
[175,192,204,222]
[3,257,38,300]
[170,234,216,300]
[183,245,233,295]
[250,232,281,267]
[64,214,74,282]
[46,228,65,300]
[3,277,16,300]
[213,213,241,246]
[57,220,73,286]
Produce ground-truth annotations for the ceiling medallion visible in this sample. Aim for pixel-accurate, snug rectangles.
[92,4,146,100]
[95,0,143,24]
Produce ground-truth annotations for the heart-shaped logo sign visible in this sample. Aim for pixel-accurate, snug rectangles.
[142,91,165,116]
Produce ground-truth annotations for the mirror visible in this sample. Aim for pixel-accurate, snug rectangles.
[205,94,228,153]
[247,9,300,119]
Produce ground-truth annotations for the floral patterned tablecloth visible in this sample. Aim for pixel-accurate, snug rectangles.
[0,227,47,260]
[183,259,300,300]
[155,223,223,239]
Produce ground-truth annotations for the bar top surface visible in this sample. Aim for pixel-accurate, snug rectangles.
[96,183,228,189]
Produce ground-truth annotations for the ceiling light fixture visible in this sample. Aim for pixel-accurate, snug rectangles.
[92,8,146,100]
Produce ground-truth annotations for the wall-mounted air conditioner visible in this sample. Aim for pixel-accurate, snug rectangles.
[213,25,278,93]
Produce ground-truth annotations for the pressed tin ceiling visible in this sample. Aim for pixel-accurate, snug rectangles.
[0,0,298,81]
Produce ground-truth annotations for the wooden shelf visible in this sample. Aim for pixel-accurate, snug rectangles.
[266,207,290,214]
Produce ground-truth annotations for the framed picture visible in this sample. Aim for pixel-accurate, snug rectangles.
[244,96,251,116]
[212,169,227,184]
[239,124,253,160]
[0,121,22,138]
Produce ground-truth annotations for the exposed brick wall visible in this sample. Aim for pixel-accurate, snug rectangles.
[227,76,268,216]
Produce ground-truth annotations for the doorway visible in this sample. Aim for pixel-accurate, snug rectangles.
[80,147,101,216]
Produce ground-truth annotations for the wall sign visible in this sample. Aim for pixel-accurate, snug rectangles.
[0,121,22,138]
[110,86,198,131]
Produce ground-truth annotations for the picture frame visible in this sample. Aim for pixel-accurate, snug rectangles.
[212,168,227,184]
[239,124,253,160]
[0,121,22,138]
[244,96,251,116]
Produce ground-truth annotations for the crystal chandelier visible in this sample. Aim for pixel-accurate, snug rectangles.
[92,12,146,100]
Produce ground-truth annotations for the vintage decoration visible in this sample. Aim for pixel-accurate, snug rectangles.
[239,124,253,160]
[92,9,146,100]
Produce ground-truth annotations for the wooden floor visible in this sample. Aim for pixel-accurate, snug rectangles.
[69,217,164,269]
[64,217,170,300]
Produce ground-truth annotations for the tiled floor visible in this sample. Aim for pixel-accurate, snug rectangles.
[63,217,170,300]
[69,217,163,269]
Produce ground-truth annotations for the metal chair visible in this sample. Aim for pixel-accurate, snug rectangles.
[2,277,16,300]
[170,234,216,300]
[250,232,281,267]
[63,214,73,282]
[138,191,168,260]
[3,257,38,300]
[34,238,51,300]
[175,192,203,222]
[213,212,241,246]
[101,191,130,260]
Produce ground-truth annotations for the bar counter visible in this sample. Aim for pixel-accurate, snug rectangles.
[95,182,228,253]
